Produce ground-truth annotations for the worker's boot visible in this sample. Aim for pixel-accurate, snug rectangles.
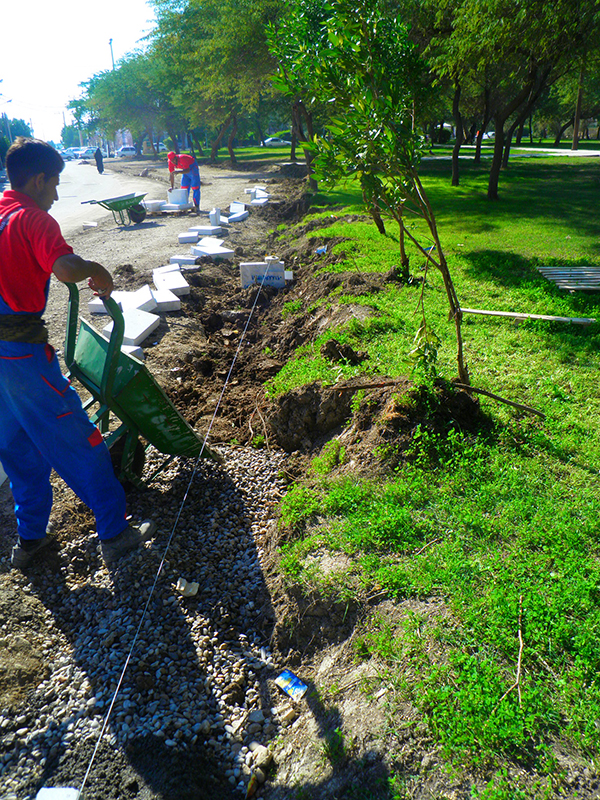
[100,520,157,566]
[11,536,54,570]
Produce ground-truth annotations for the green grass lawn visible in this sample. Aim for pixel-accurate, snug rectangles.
[273,155,600,795]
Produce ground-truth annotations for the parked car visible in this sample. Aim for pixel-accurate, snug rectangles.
[262,137,291,147]
[59,150,75,161]
[63,147,81,159]
[116,146,138,158]
[77,147,98,159]
[155,142,168,152]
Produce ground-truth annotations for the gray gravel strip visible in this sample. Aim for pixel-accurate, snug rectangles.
[0,444,288,799]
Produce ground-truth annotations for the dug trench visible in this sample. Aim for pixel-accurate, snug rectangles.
[0,161,550,800]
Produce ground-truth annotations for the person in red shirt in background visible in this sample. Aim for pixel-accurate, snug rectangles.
[0,137,156,569]
[167,151,201,211]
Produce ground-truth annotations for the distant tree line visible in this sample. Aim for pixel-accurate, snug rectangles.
[68,0,600,198]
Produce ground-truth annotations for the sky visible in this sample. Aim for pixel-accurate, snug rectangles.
[0,0,157,144]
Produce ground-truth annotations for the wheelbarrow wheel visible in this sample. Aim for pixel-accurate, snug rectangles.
[128,203,146,224]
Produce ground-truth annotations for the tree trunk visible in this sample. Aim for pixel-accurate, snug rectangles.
[147,127,157,156]
[487,71,542,200]
[554,117,574,146]
[192,133,204,156]
[572,67,584,150]
[298,100,317,191]
[451,85,463,187]
[412,172,469,385]
[227,112,238,164]
[210,112,234,162]
[167,128,180,154]
[256,117,265,146]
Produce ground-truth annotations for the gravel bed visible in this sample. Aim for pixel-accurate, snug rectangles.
[0,444,288,799]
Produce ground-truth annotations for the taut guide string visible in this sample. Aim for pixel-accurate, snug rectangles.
[73,266,273,798]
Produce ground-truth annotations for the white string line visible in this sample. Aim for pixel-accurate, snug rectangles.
[77,267,272,797]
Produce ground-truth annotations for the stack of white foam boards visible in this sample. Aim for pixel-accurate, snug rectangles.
[103,308,161,348]
[143,199,166,214]
[188,224,222,236]
[163,188,194,213]
[244,186,270,206]
[178,231,199,244]
[191,238,235,261]
[170,254,200,266]
[88,285,157,315]
[229,202,249,223]
[151,265,184,310]
[153,265,191,297]
[251,188,269,206]
[240,256,285,288]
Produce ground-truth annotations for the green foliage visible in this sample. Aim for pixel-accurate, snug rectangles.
[273,155,600,773]
[310,439,346,476]
[281,299,303,319]
[322,726,347,766]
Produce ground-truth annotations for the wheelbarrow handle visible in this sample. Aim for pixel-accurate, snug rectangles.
[81,200,98,205]
[64,283,125,409]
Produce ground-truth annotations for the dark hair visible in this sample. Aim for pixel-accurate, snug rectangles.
[6,137,65,189]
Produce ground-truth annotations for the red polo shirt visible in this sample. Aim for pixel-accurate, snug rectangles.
[167,153,196,172]
[0,190,73,313]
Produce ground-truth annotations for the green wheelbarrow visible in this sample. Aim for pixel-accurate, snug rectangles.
[64,283,220,488]
[81,192,147,225]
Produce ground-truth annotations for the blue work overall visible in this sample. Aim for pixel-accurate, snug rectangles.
[0,298,128,542]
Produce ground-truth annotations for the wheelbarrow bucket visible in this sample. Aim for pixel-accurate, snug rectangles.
[64,283,220,486]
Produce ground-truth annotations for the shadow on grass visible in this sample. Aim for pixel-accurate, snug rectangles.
[421,158,600,250]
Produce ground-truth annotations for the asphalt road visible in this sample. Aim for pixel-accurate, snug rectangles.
[51,159,166,238]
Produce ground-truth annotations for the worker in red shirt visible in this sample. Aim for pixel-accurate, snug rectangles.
[167,151,201,210]
[0,137,156,569]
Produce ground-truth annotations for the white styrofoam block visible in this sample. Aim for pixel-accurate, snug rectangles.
[88,295,119,314]
[89,286,157,315]
[192,243,235,261]
[285,270,294,280]
[188,228,225,241]
[192,238,225,253]
[229,210,249,222]
[178,231,199,244]
[188,225,222,236]
[251,197,268,206]
[143,199,166,213]
[36,789,80,800]
[230,201,246,213]
[0,460,7,487]
[170,254,199,265]
[209,208,221,225]
[122,285,157,313]
[121,344,145,360]
[240,260,285,288]
[163,203,194,212]
[154,264,183,276]
[151,286,182,311]
[255,188,269,198]
[154,271,190,296]
[103,308,160,346]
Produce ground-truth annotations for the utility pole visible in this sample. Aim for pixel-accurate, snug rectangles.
[109,39,115,70]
